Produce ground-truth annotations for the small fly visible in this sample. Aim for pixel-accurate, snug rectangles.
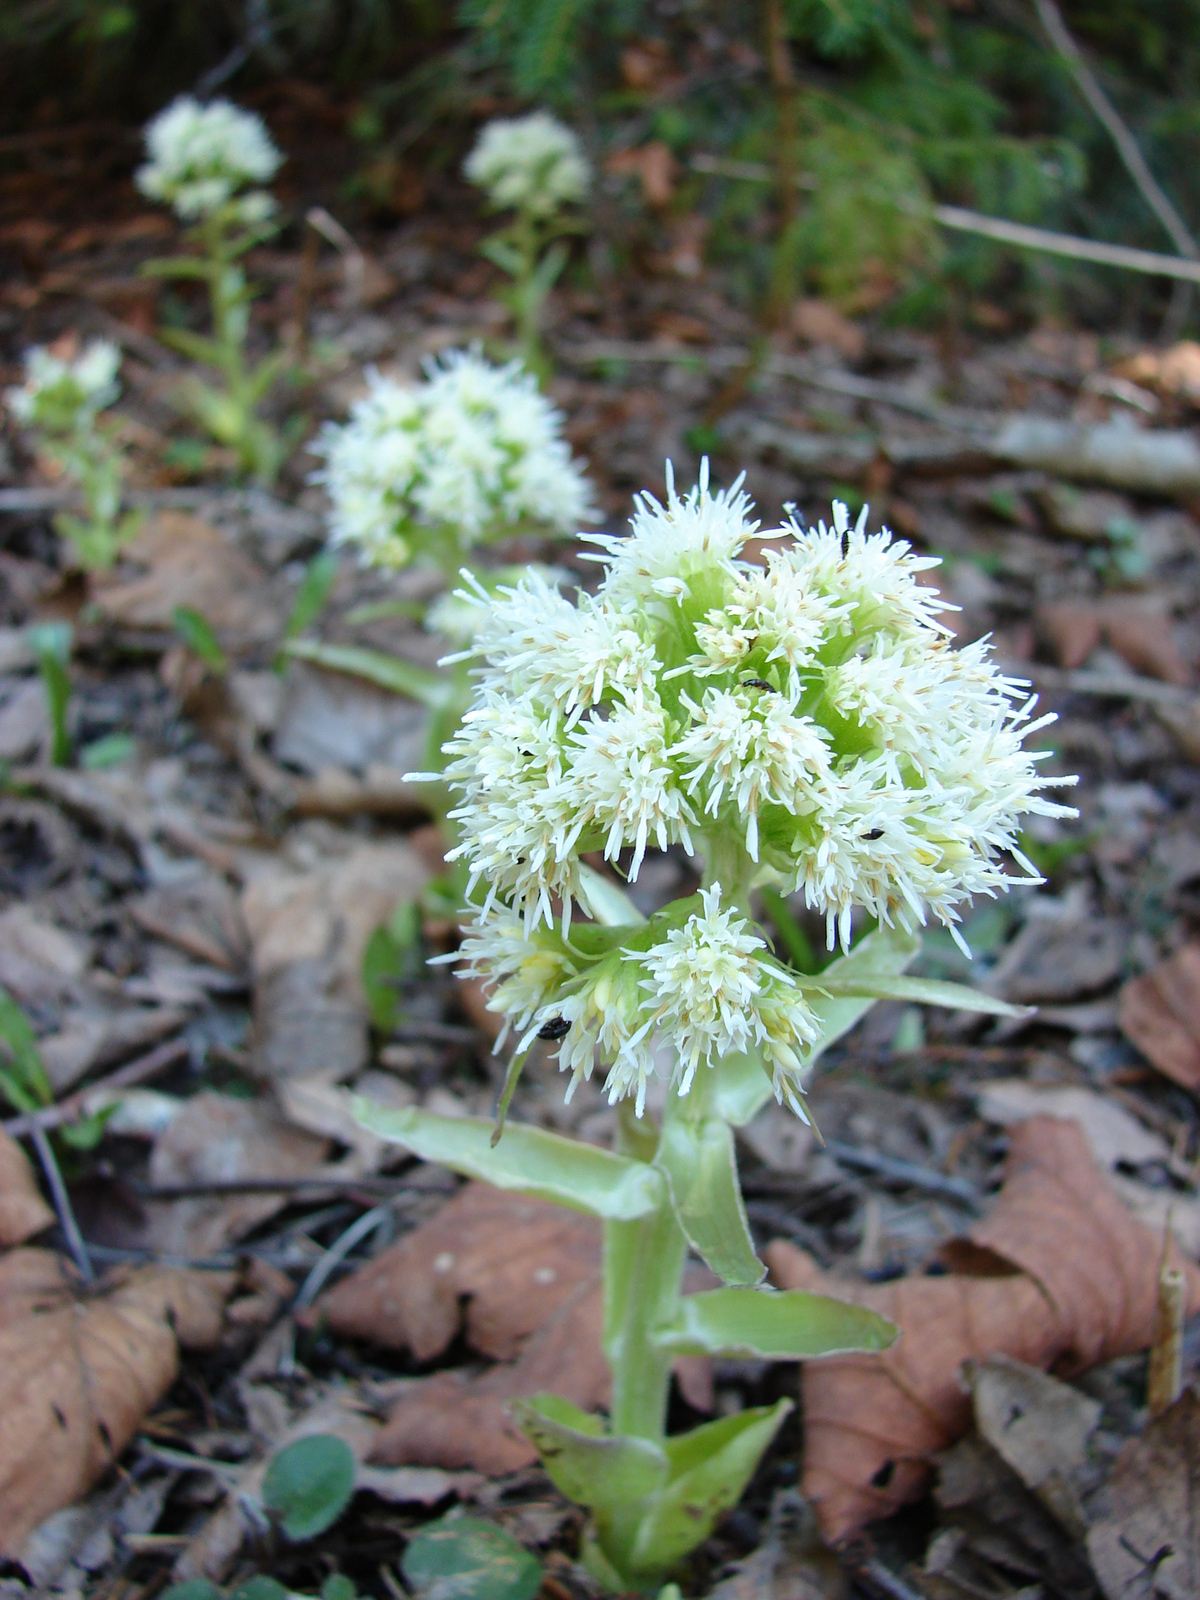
[741,678,776,692]
[537,1015,571,1040]
[861,828,884,841]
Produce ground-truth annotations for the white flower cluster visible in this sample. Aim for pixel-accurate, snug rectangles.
[6,341,121,430]
[421,466,1075,1113]
[449,886,818,1117]
[137,97,282,222]
[312,350,596,568]
[464,112,590,217]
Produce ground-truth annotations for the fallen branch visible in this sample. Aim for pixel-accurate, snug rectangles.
[691,152,1200,284]
[1020,664,1199,709]
[1032,0,1199,264]
[1,1037,189,1140]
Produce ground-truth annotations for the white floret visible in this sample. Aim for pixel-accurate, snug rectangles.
[137,97,281,220]
[312,350,595,564]
[464,112,590,216]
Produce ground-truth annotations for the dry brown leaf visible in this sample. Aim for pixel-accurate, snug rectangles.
[1036,598,1191,684]
[1119,943,1200,1091]
[1036,602,1103,669]
[0,904,89,1012]
[968,1356,1099,1538]
[0,1130,54,1245]
[791,299,866,361]
[1101,603,1192,687]
[370,1282,609,1475]
[605,140,676,206]
[147,1091,330,1257]
[240,839,426,1081]
[0,677,49,763]
[129,873,248,972]
[91,511,281,649]
[0,1250,230,1554]
[308,1182,712,1476]
[1119,340,1200,404]
[312,1182,601,1362]
[39,1000,189,1095]
[273,661,428,780]
[1086,1387,1200,1600]
[766,1116,1200,1543]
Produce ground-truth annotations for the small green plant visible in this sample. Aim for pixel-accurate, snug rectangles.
[262,1433,356,1542]
[0,988,109,1148]
[275,550,340,671]
[173,604,229,675]
[463,112,589,374]
[4,341,141,571]
[27,622,73,767]
[138,97,292,483]
[402,1516,543,1600]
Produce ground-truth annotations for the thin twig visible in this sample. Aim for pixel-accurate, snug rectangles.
[306,206,366,308]
[1019,663,1199,709]
[823,1138,981,1208]
[30,1122,94,1283]
[690,152,1200,284]
[3,1038,189,1139]
[133,1172,411,1200]
[292,1199,400,1311]
[1031,0,1199,262]
[560,338,963,425]
[844,1555,927,1600]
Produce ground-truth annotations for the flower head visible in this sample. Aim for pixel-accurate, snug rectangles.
[424,469,1076,1116]
[464,112,590,217]
[6,341,121,433]
[137,97,281,222]
[311,350,596,568]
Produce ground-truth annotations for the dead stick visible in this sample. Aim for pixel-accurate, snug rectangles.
[30,1123,94,1284]
[689,152,1200,284]
[2,1037,189,1139]
[1148,1241,1186,1417]
[1032,0,1198,263]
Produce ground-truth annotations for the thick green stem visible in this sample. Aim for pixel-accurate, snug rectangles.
[603,1102,687,1443]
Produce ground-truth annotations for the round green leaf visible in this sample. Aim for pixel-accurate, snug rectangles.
[229,1582,291,1600]
[401,1517,543,1600]
[262,1433,356,1541]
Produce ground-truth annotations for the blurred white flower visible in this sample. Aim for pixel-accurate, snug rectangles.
[137,97,281,221]
[464,112,590,217]
[312,349,596,567]
[6,340,121,429]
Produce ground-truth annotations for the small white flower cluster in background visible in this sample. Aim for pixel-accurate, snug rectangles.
[137,97,282,223]
[464,111,590,217]
[312,349,596,568]
[420,466,1076,1116]
[6,341,121,431]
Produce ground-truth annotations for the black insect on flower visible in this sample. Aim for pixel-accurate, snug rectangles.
[537,1015,572,1040]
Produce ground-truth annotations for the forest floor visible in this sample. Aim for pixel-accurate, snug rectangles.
[4,94,1200,1600]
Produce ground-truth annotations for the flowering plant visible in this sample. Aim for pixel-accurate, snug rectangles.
[464,112,591,371]
[136,96,281,224]
[358,467,1074,1591]
[138,97,291,481]
[311,349,596,572]
[5,341,140,570]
